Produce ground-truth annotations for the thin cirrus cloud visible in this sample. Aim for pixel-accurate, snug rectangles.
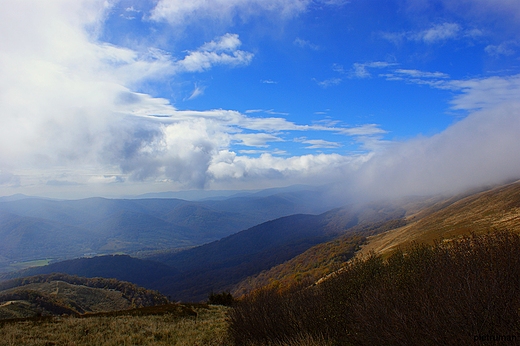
[381,22,470,45]
[185,84,206,100]
[149,0,312,25]
[295,138,342,149]
[485,41,517,57]
[234,133,284,148]
[294,38,320,50]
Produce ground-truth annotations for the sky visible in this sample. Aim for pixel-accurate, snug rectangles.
[1,0,520,200]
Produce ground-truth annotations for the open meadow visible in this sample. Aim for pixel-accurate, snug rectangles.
[0,305,229,346]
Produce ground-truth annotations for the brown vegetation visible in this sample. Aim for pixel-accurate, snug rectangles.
[229,231,520,345]
[0,304,229,346]
[361,180,520,255]
[0,273,169,320]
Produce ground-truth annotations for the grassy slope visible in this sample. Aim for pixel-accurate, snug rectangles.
[0,274,169,320]
[0,281,133,317]
[0,304,229,346]
[360,180,520,256]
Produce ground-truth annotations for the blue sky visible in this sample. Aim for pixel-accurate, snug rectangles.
[1,0,520,199]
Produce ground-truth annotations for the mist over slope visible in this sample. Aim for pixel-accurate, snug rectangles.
[360,179,520,256]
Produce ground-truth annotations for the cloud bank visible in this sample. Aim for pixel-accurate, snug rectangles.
[0,0,519,201]
[342,99,520,202]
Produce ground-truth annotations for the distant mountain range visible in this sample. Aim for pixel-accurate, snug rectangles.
[0,186,339,272]
[2,181,520,303]
[1,198,414,301]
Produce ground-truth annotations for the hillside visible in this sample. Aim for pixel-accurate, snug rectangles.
[360,180,520,256]
[144,201,409,301]
[231,217,408,296]
[0,187,337,272]
[0,273,169,320]
[229,231,520,345]
[3,199,411,302]
[0,304,228,346]
[0,255,179,290]
[5,182,519,303]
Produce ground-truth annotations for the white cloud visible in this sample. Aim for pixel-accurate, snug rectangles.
[175,34,253,72]
[234,133,284,147]
[393,69,449,79]
[378,67,520,112]
[186,84,205,100]
[415,23,461,43]
[434,0,520,28]
[336,124,387,136]
[343,100,520,201]
[381,22,477,45]
[350,62,397,78]
[0,0,385,197]
[314,77,342,87]
[485,41,517,57]
[208,152,368,189]
[448,74,520,111]
[3,0,517,200]
[295,138,342,149]
[150,0,311,25]
[294,38,320,50]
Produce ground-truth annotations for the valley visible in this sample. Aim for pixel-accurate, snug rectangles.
[1,181,520,345]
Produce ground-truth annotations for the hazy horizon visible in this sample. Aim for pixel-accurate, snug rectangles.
[1,0,519,200]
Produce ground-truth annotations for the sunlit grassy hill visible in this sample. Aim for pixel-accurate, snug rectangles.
[360,180,520,256]
[0,273,168,320]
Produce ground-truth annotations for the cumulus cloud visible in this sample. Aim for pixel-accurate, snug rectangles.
[208,152,368,189]
[176,34,253,72]
[0,0,386,197]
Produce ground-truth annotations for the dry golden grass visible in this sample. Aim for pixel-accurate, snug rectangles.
[0,305,229,346]
[359,181,520,256]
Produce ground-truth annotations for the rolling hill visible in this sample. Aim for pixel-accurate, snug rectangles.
[1,199,410,302]
[0,273,169,320]
[0,187,337,272]
[4,181,520,303]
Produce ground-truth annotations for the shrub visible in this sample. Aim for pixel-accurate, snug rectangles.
[228,231,520,345]
[208,291,235,306]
